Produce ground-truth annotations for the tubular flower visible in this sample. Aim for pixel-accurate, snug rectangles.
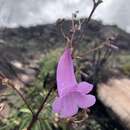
[52,48,96,118]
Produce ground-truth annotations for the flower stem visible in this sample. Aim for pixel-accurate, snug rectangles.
[26,87,53,130]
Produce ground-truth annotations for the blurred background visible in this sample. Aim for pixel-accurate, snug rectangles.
[0,0,130,130]
[0,0,130,32]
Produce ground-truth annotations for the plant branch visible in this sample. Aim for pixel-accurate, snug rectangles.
[82,0,103,26]
[8,80,34,114]
[78,0,102,41]
[3,57,30,86]
[27,87,53,130]
[0,73,33,115]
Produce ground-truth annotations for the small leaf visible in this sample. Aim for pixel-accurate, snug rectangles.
[19,116,31,130]
[20,108,32,114]
[44,120,52,130]
[39,119,46,130]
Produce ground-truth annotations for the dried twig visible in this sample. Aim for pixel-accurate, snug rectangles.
[57,0,102,54]
[0,73,33,114]
[78,0,103,41]
[3,57,30,86]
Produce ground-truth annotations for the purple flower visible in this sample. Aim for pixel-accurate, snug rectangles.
[52,48,96,118]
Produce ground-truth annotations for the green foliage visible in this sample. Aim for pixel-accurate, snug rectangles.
[87,119,102,130]
[122,63,130,76]
[18,106,53,130]
[117,53,130,65]
[40,48,63,77]
[0,48,64,130]
[117,53,130,76]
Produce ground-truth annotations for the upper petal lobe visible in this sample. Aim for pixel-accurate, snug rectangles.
[76,94,96,108]
[77,82,93,94]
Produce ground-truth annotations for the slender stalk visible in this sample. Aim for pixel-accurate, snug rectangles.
[0,72,33,114]
[82,0,102,26]
[27,87,53,130]
[79,44,104,58]
[79,0,103,41]
[8,80,34,115]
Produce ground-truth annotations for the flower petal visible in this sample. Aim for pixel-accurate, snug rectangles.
[77,94,96,108]
[77,82,93,94]
[52,92,96,118]
[60,93,78,118]
[52,97,62,113]
[57,48,77,96]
